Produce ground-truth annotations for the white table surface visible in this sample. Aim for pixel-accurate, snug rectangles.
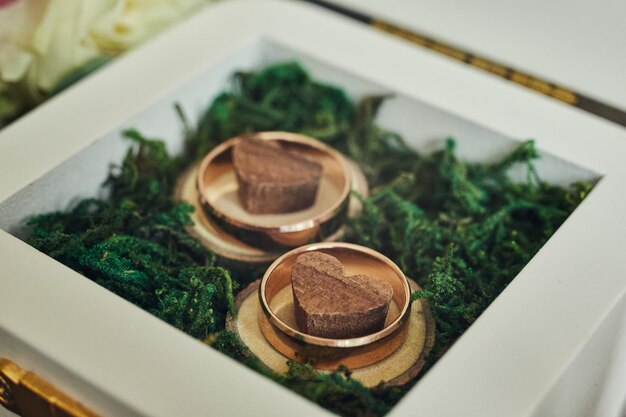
[325,0,626,112]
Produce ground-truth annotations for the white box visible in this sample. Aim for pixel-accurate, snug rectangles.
[1,2,625,417]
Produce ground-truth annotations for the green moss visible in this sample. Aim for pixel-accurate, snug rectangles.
[28,131,233,338]
[26,62,592,416]
[186,62,355,161]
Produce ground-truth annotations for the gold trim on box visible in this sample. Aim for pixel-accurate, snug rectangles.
[301,0,626,126]
[0,358,100,417]
[369,18,626,126]
[197,132,352,249]
[259,242,412,350]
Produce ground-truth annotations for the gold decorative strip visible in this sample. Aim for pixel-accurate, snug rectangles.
[304,0,626,126]
[0,358,100,417]
[372,20,580,106]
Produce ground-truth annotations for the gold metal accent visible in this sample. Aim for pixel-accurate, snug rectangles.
[176,158,368,267]
[308,2,624,125]
[371,20,429,46]
[431,42,467,61]
[259,242,412,350]
[371,18,581,106]
[551,87,578,104]
[227,277,435,385]
[0,358,100,417]
[257,297,408,370]
[469,57,508,77]
[197,132,352,249]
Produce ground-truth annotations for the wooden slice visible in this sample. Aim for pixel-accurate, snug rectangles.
[226,278,435,388]
[174,160,368,266]
[175,165,280,264]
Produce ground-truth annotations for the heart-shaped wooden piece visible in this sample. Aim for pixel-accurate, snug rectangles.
[291,251,393,339]
[233,138,322,214]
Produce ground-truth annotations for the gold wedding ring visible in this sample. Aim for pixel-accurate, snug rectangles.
[197,132,352,250]
[258,242,412,369]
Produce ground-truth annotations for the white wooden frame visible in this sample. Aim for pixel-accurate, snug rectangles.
[0,2,625,417]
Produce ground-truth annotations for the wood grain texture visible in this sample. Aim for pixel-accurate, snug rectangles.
[226,279,435,387]
[173,161,370,266]
[233,138,322,214]
[292,251,393,338]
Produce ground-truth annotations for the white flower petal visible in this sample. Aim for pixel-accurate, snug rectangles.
[0,0,47,83]
[1,0,209,92]
[92,0,205,53]
[0,45,33,82]
[31,0,119,90]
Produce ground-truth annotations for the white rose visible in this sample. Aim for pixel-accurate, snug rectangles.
[0,0,48,91]
[0,0,205,94]
[92,0,207,54]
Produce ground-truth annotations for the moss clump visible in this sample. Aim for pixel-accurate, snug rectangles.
[187,62,355,162]
[26,62,592,416]
[28,131,236,338]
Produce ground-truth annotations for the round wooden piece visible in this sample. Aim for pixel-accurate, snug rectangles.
[226,279,435,388]
[174,160,368,265]
[258,284,408,370]
[175,164,279,264]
